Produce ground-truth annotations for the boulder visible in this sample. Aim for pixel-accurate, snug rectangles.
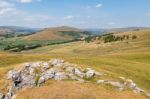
[86,70,95,78]
[7,71,22,87]
[38,76,45,84]
[4,92,12,99]
[38,69,55,84]
[54,72,68,80]
[97,80,106,84]
[24,63,31,68]
[31,62,43,68]
[4,59,150,98]
[65,66,75,73]
[74,68,85,78]
[0,93,4,99]
[7,70,14,80]
[106,81,124,88]
[124,79,136,89]
[133,87,144,94]
[49,59,64,67]
[42,62,50,69]
[20,75,36,88]
[97,80,124,90]
[28,67,35,75]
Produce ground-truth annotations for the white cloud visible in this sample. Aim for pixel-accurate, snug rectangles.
[0,1,14,8]
[84,3,103,10]
[17,0,42,3]
[0,8,16,15]
[0,0,17,15]
[95,3,103,8]
[64,15,75,20]
[108,22,116,25]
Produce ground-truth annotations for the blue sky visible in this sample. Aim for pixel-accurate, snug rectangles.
[0,0,150,28]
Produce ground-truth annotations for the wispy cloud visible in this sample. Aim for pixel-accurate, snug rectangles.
[95,3,103,8]
[108,22,116,25]
[84,3,103,10]
[64,15,75,20]
[0,0,17,15]
[17,0,42,3]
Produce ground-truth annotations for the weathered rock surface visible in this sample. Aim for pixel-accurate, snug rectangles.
[1,59,149,99]
[97,77,150,97]
[0,93,4,99]
[2,59,101,99]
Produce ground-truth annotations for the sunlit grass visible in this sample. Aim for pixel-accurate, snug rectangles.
[0,29,150,98]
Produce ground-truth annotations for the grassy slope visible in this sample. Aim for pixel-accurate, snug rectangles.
[0,29,150,98]
[23,26,82,41]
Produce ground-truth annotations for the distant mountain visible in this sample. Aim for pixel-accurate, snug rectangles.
[104,27,150,33]
[84,28,105,35]
[0,26,40,37]
[84,27,150,35]
[23,26,91,41]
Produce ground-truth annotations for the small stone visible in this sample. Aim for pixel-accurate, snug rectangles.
[74,68,85,78]
[42,62,49,69]
[97,80,106,84]
[0,93,4,99]
[106,81,124,88]
[38,76,45,84]
[5,92,12,99]
[86,70,95,78]
[7,70,14,80]
[133,87,144,94]
[49,59,64,67]
[24,63,31,68]
[31,62,43,68]
[117,87,124,91]
[65,66,75,73]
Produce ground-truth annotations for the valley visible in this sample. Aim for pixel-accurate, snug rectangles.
[0,27,149,99]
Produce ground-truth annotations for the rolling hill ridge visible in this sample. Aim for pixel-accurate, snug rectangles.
[23,26,91,41]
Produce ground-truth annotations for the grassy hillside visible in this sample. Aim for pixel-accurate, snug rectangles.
[0,26,88,52]
[23,26,89,41]
[0,26,38,37]
[0,29,149,98]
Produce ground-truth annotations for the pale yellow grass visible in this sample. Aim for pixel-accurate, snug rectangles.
[16,81,146,99]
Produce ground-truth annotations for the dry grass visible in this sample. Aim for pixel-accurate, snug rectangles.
[0,29,150,98]
[23,26,81,41]
[16,81,146,99]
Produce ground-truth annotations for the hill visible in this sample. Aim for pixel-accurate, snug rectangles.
[23,26,91,41]
[104,27,150,33]
[0,26,39,37]
[0,28,149,99]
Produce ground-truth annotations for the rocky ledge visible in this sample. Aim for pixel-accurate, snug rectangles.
[0,59,149,99]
